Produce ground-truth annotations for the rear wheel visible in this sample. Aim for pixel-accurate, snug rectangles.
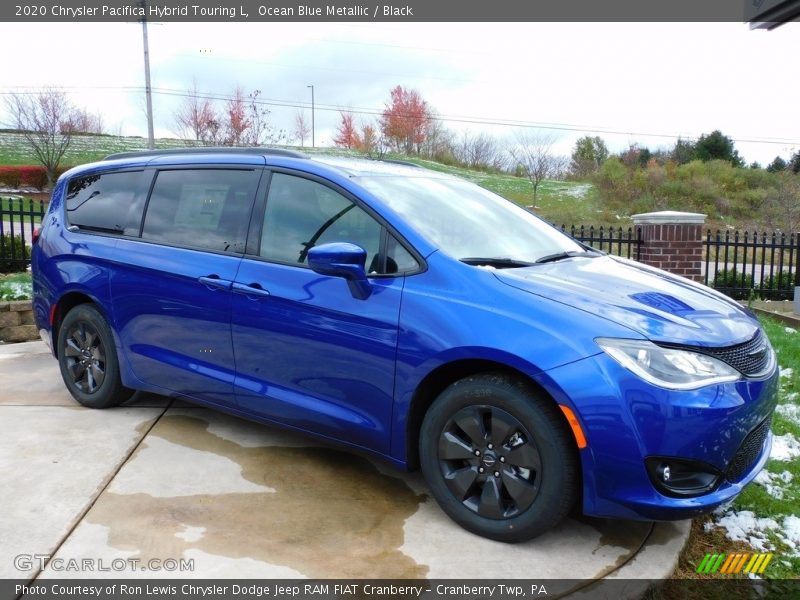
[58,304,133,408]
[419,373,579,542]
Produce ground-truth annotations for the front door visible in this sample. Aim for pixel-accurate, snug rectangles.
[231,172,412,452]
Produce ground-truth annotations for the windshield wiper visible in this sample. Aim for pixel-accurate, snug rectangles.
[460,257,535,269]
[534,250,600,264]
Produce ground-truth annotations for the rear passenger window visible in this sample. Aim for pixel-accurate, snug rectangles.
[142,169,259,253]
[66,171,144,234]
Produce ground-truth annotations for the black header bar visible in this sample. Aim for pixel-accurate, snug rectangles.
[2,1,796,23]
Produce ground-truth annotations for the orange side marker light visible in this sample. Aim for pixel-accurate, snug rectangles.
[559,405,587,449]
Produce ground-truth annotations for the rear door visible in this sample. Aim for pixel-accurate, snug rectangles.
[110,166,262,406]
[230,171,419,451]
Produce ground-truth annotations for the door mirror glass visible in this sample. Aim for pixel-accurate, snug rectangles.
[308,242,372,299]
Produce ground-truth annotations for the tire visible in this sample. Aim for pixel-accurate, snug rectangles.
[419,373,579,543]
[57,304,134,409]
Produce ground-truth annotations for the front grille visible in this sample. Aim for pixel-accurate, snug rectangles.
[726,415,772,482]
[699,330,772,377]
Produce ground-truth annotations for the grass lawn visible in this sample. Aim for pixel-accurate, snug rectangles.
[658,317,800,593]
[0,272,32,301]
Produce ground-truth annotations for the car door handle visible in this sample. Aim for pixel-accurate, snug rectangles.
[198,275,233,291]
[232,282,271,298]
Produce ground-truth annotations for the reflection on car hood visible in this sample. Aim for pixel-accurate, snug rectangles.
[494,256,758,347]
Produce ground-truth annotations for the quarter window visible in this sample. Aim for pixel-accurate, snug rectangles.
[66,171,144,234]
[142,169,259,253]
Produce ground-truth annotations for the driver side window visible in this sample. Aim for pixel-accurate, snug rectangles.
[260,173,383,272]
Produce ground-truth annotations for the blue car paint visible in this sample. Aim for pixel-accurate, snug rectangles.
[32,152,778,523]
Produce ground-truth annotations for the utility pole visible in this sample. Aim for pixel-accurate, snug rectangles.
[307,84,315,148]
[140,1,155,149]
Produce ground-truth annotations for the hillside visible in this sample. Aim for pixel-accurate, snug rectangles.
[0,131,601,226]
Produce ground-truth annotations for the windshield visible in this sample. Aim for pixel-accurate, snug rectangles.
[357,175,585,264]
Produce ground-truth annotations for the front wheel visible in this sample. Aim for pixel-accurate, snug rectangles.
[419,373,579,542]
[58,304,134,409]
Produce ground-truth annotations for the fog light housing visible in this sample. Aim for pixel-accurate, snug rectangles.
[645,457,722,497]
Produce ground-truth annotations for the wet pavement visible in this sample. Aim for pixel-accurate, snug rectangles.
[0,341,690,592]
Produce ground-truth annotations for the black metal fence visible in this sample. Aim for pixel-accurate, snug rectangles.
[560,225,642,260]
[704,230,800,300]
[0,198,46,272]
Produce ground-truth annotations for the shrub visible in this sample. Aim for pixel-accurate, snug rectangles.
[0,165,69,190]
[711,268,754,300]
[0,167,21,188]
[0,234,28,273]
[760,271,797,301]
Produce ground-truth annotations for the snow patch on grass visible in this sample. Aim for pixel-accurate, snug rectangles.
[771,433,800,461]
[754,470,794,499]
[776,403,800,426]
[0,281,32,301]
[783,516,800,556]
[562,183,592,200]
[785,327,797,335]
[780,367,794,378]
[714,509,780,552]
[715,508,800,556]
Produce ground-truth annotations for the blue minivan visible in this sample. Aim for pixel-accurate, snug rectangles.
[32,148,778,542]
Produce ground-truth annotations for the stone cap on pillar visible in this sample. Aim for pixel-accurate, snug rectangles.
[632,211,706,225]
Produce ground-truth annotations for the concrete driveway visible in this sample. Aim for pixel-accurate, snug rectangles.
[0,341,689,594]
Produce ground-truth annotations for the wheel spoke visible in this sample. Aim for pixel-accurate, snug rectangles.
[64,339,82,358]
[86,366,96,392]
[490,411,515,447]
[90,363,105,388]
[439,431,476,460]
[444,466,478,500]
[478,476,505,518]
[454,408,486,445]
[67,360,84,381]
[507,442,541,471]
[501,469,539,510]
[71,327,86,349]
[84,329,98,350]
[78,366,91,391]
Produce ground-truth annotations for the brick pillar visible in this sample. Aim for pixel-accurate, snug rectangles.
[632,211,706,282]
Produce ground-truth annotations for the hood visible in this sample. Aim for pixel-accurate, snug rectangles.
[494,256,758,347]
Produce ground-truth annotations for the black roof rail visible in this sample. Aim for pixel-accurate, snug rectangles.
[379,159,424,169]
[103,147,308,161]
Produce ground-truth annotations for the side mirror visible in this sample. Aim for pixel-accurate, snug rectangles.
[307,242,373,300]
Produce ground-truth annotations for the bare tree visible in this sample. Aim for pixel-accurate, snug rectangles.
[174,81,222,146]
[173,80,218,144]
[224,86,250,146]
[293,110,311,147]
[69,108,105,134]
[457,131,503,170]
[420,114,456,161]
[243,89,286,146]
[508,131,566,202]
[4,88,76,188]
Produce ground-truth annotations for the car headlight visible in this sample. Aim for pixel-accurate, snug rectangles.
[596,338,740,390]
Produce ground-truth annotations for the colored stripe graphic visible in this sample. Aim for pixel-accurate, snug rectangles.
[697,552,773,575]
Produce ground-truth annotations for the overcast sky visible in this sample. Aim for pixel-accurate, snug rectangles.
[1,21,797,164]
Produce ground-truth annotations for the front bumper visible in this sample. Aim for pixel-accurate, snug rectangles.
[536,351,779,521]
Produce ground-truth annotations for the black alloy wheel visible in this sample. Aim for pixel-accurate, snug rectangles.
[63,320,106,393]
[57,304,134,408]
[439,405,542,519]
[419,373,579,542]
